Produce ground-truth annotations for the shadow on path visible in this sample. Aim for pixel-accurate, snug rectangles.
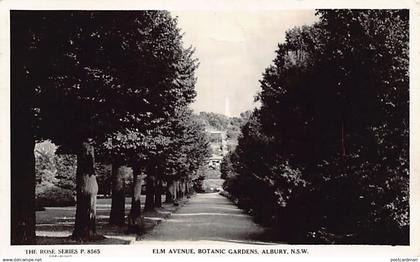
[138,193,283,244]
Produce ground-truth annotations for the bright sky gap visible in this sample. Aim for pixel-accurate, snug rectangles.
[172,10,319,117]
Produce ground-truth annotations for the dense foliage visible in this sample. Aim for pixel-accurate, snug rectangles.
[12,10,208,243]
[35,141,76,208]
[197,111,249,141]
[222,10,409,244]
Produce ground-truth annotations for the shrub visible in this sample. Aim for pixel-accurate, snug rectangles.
[36,182,75,208]
[54,154,76,190]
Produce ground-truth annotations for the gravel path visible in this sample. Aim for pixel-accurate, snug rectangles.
[140,193,271,244]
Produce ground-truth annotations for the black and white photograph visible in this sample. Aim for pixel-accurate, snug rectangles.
[1,0,420,261]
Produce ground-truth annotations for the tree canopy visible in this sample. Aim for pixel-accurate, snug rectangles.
[223,9,409,244]
[11,10,206,243]
[20,11,194,151]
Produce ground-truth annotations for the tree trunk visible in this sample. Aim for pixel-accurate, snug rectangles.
[173,180,178,200]
[175,180,182,199]
[11,15,36,244]
[177,179,182,198]
[144,175,155,211]
[154,178,162,208]
[180,180,184,198]
[181,179,186,197]
[11,129,36,244]
[172,179,179,206]
[72,141,101,241]
[127,166,144,233]
[179,179,185,198]
[109,164,125,225]
[165,177,174,203]
[185,179,191,198]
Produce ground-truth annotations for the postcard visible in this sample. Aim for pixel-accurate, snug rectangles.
[0,0,419,261]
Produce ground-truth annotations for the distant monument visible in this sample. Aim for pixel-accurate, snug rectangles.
[205,98,231,169]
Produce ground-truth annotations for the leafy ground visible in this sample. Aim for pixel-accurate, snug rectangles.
[36,195,189,245]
